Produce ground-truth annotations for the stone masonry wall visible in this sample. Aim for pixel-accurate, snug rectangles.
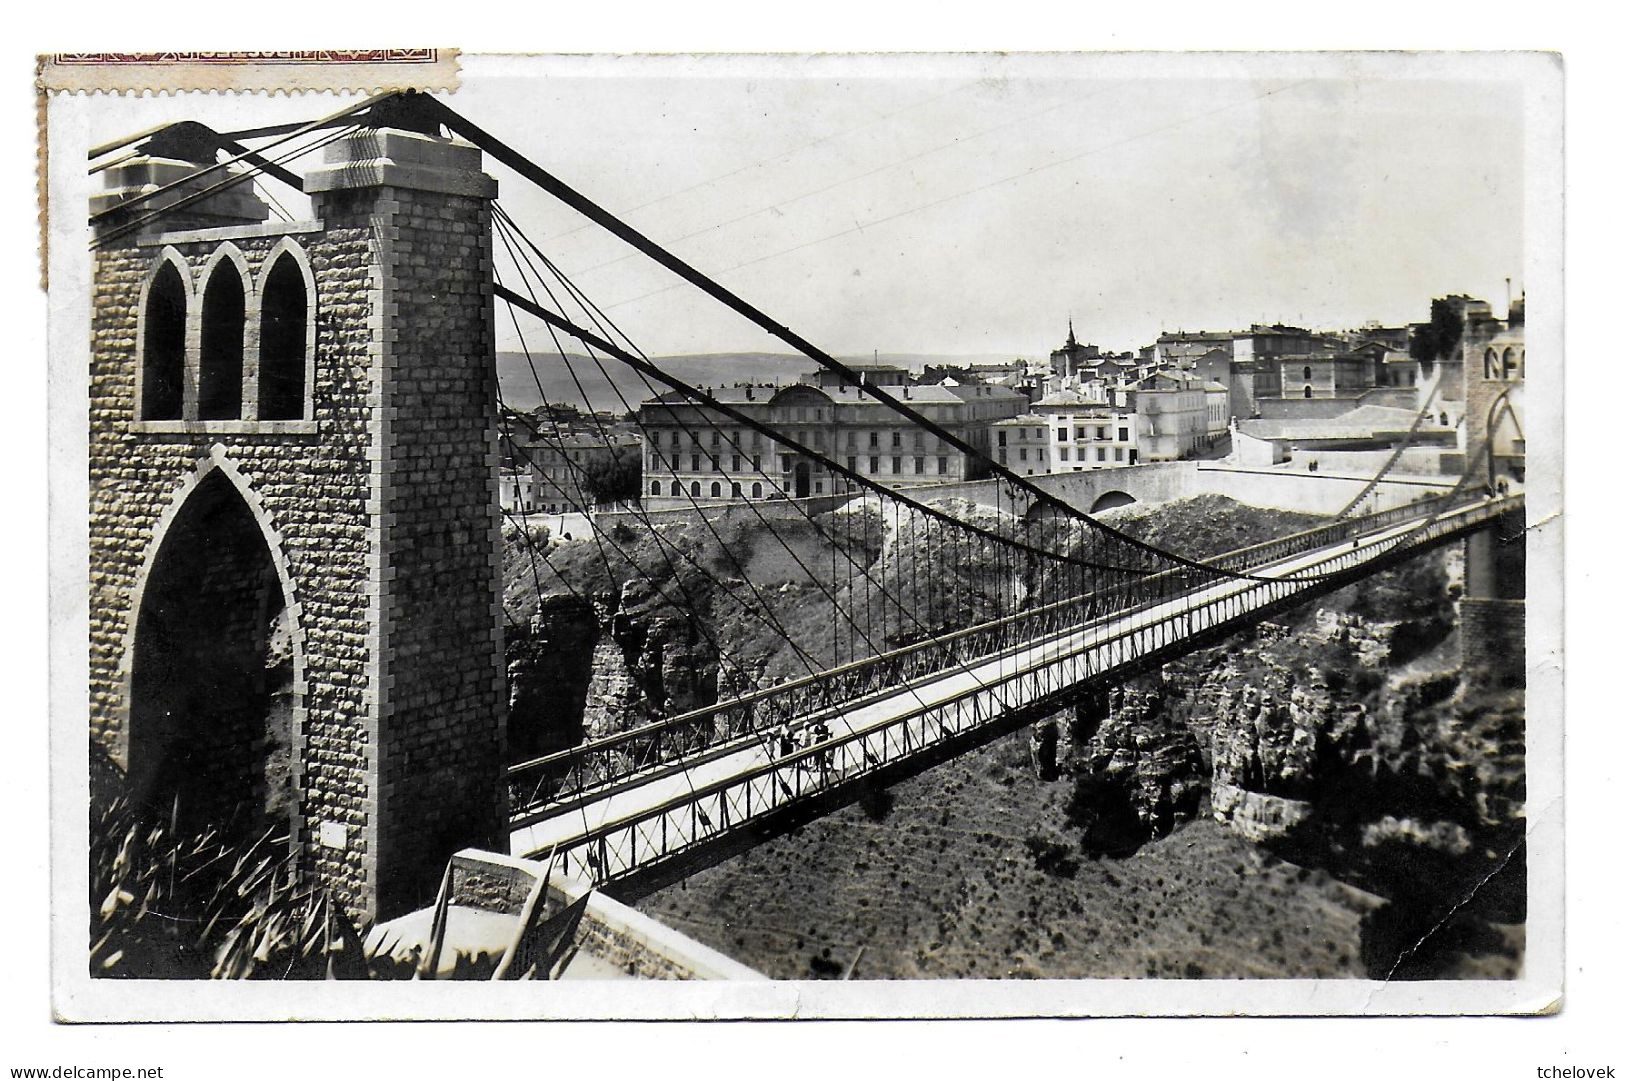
[345,184,505,917]
[89,225,379,912]
[1460,597,1526,687]
[91,142,505,920]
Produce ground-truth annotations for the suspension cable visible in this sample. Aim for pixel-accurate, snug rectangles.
[498,203,1015,666]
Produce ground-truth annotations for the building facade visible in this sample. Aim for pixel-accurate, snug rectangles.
[500,429,641,513]
[992,414,1051,475]
[1280,349,1381,401]
[1053,407,1138,470]
[638,381,1027,503]
[1130,371,1209,461]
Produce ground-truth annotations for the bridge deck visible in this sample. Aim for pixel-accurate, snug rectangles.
[510,496,1514,887]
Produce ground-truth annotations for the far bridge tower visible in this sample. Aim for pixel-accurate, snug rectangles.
[1458,295,1526,684]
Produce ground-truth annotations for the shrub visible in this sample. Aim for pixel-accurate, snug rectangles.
[90,797,381,980]
[1023,834,1080,878]
[857,787,895,822]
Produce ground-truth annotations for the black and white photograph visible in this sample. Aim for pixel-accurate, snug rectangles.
[34,40,1572,1041]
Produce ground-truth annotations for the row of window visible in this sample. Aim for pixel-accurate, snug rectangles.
[1054,425,1132,443]
[649,427,948,452]
[1000,446,1135,464]
[843,456,950,475]
[1058,446,1127,463]
[650,480,776,498]
[997,446,1048,464]
[652,453,957,477]
[139,241,314,423]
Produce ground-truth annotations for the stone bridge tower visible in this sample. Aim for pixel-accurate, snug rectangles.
[1458,303,1526,684]
[88,125,506,919]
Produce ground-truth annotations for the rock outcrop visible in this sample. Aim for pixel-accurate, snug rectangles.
[1077,547,1526,977]
[1075,680,1204,838]
[505,594,598,760]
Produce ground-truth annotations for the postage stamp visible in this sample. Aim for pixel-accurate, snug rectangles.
[44,50,1563,1021]
[38,49,461,94]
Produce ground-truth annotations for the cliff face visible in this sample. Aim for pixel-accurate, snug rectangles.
[1061,543,1525,977]
[505,594,597,761]
[1072,681,1205,840]
[576,577,723,740]
[507,583,731,762]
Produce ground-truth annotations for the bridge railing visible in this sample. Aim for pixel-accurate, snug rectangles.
[528,496,1513,883]
[506,488,1471,820]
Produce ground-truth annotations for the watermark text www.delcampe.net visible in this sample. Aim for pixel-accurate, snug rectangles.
[10,1069,162,1079]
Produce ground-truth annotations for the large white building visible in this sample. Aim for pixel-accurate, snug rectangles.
[637,381,1027,504]
[1032,390,1139,471]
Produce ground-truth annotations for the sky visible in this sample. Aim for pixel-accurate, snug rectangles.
[81,53,1527,360]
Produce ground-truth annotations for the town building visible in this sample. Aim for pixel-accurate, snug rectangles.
[991,414,1051,475]
[1203,379,1230,445]
[1129,370,1211,461]
[637,381,1027,504]
[1155,324,1345,420]
[1230,404,1455,467]
[1377,351,1421,389]
[1037,398,1139,470]
[800,362,911,390]
[499,429,642,514]
[1279,347,1383,401]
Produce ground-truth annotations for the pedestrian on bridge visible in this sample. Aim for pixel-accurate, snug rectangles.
[812,721,833,780]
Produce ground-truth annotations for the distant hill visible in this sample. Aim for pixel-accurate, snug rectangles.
[496,351,1029,412]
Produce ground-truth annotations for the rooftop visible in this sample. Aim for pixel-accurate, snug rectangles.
[639,381,1022,410]
[1237,404,1436,442]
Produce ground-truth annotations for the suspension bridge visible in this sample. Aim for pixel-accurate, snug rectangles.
[504,490,1515,893]
[88,89,1525,914]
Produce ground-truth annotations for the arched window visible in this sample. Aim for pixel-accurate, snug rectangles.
[141,261,186,420]
[731,482,741,497]
[1302,365,1312,382]
[752,482,763,498]
[258,251,309,420]
[1484,348,1499,380]
[649,480,661,496]
[1439,411,1449,426]
[1502,347,1519,381]
[689,481,700,497]
[710,481,722,498]
[1303,385,1313,399]
[198,259,246,419]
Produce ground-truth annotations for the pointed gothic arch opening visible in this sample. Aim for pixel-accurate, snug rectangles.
[258,244,313,420]
[140,259,187,420]
[126,468,298,839]
[198,254,248,420]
